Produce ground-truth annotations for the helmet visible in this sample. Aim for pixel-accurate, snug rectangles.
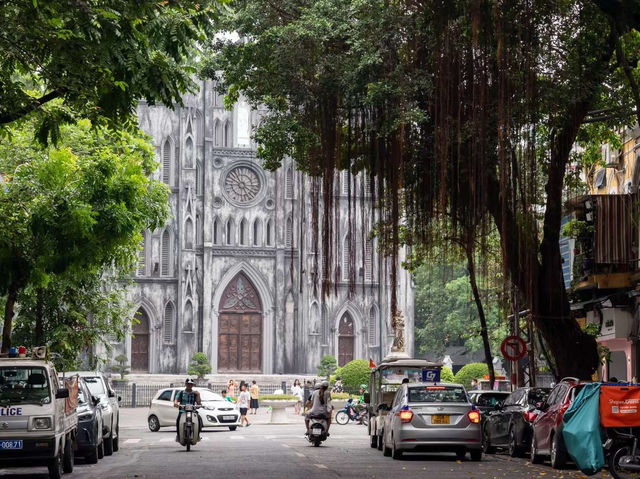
[185,378,195,385]
[360,384,367,390]
[321,380,329,388]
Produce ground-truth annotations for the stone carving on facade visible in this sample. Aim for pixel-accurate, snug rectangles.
[220,275,260,312]
[224,166,261,204]
[391,310,406,353]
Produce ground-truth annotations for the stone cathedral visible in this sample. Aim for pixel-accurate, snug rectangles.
[110,80,414,375]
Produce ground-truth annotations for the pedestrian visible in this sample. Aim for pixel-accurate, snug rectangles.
[291,379,303,415]
[221,389,233,402]
[250,380,260,415]
[471,378,479,390]
[303,380,312,413]
[227,379,237,398]
[236,384,251,427]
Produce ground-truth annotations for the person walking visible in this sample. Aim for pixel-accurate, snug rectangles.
[303,380,313,414]
[227,379,237,398]
[291,379,303,415]
[237,384,251,427]
[249,380,260,415]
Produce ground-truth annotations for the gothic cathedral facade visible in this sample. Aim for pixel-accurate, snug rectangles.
[113,80,414,375]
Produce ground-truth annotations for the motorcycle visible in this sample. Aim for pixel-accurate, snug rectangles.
[605,427,640,479]
[178,404,202,451]
[307,417,329,447]
[335,400,369,426]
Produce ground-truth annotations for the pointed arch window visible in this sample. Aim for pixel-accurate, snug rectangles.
[162,138,172,185]
[342,234,351,280]
[183,300,194,332]
[266,219,274,246]
[184,136,194,169]
[185,218,194,249]
[137,232,146,276]
[285,167,294,199]
[161,229,171,276]
[163,301,175,343]
[285,216,293,247]
[214,120,222,147]
[213,218,220,245]
[224,120,232,147]
[240,218,248,245]
[364,237,373,281]
[226,218,235,245]
[369,306,377,345]
[321,305,329,344]
[253,219,262,246]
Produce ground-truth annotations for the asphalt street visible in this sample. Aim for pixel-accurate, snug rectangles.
[0,408,612,478]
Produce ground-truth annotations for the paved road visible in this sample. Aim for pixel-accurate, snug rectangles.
[0,409,611,478]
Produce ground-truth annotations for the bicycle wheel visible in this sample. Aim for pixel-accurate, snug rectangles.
[609,445,640,479]
[335,410,350,425]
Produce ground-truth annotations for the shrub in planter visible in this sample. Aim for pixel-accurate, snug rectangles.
[317,355,338,377]
[340,359,370,390]
[454,363,489,389]
[110,354,130,381]
[187,352,212,379]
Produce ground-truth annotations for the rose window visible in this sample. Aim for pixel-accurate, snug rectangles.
[224,167,261,204]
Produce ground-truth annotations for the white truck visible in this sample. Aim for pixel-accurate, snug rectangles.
[0,355,78,478]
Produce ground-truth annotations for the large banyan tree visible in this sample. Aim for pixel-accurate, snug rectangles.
[206,0,640,378]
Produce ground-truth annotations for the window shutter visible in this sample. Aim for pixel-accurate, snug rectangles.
[161,230,170,275]
[285,167,294,199]
[369,308,377,345]
[343,235,351,280]
[365,239,373,281]
[285,217,293,247]
[164,302,175,343]
[137,235,146,276]
[162,139,171,185]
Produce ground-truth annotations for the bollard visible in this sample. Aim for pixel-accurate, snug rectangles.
[132,383,137,408]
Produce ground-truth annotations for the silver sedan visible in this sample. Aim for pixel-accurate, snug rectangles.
[381,382,482,460]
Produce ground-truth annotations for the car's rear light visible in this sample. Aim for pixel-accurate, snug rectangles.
[467,410,481,424]
[398,410,414,423]
[524,411,538,423]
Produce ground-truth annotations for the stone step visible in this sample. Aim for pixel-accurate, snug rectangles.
[115,373,322,385]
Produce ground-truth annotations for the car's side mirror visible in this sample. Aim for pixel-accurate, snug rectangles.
[364,393,370,404]
[108,390,115,398]
[55,388,70,399]
[92,396,100,406]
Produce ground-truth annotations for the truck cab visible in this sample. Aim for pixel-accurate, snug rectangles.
[0,356,78,479]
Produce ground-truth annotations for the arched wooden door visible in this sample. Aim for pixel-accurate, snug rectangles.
[338,313,355,366]
[218,273,263,372]
[131,308,150,373]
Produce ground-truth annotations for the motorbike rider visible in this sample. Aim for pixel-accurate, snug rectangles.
[305,380,332,436]
[174,378,202,442]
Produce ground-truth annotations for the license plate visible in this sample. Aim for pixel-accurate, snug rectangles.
[312,428,322,434]
[223,415,236,420]
[0,440,22,450]
[431,415,450,425]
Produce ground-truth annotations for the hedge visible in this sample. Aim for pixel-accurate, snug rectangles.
[440,366,455,383]
[340,359,371,389]
[454,363,489,389]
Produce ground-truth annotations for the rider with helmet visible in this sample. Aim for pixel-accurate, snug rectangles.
[305,380,332,436]
[174,378,202,441]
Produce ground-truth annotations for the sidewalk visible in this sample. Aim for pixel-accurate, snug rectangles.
[121,405,305,429]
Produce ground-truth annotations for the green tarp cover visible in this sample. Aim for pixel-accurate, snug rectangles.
[562,383,604,476]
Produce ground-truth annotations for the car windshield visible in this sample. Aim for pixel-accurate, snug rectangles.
[409,386,467,403]
[198,390,224,402]
[0,366,51,405]
[83,377,105,396]
[474,393,507,407]
[381,368,424,384]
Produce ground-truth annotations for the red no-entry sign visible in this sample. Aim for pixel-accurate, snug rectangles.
[501,335,527,361]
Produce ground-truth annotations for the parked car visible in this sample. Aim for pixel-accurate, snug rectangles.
[530,378,586,469]
[75,377,104,464]
[147,387,241,431]
[482,387,550,457]
[468,391,510,414]
[381,382,482,461]
[67,371,120,456]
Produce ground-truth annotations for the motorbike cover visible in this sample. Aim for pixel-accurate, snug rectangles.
[562,382,604,476]
[178,411,201,446]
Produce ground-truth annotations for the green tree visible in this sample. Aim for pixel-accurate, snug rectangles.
[440,367,455,383]
[187,353,213,380]
[317,355,338,378]
[110,354,131,381]
[206,0,640,379]
[0,119,169,353]
[339,359,370,390]
[454,363,490,390]
[0,1,222,143]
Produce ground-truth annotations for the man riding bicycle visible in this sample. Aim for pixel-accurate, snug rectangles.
[174,378,202,442]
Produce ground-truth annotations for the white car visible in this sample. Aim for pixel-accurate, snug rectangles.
[147,387,241,432]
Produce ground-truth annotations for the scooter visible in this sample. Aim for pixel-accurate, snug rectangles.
[178,404,202,451]
[307,417,329,447]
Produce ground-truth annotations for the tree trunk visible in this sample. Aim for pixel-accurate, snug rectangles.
[2,285,18,354]
[466,244,495,389]
[35,288,44,345]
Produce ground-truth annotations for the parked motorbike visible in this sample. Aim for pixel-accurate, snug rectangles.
[307,417,329,447]
[605,427,640,479]
[178,404,202,452]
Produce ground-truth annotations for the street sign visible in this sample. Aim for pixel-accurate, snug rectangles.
[422,369,441,382]
[501,335,527,361]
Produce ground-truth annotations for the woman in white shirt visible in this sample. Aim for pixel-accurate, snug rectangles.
[236,384,251,427]
[291,379,303,415]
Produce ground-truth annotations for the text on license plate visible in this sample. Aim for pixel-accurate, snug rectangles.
[223,415,236,420]
[431,415,450,425]
[0,440,22,449]
[312,428,322,434]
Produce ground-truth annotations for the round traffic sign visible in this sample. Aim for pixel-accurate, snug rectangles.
[500,335,527,361]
